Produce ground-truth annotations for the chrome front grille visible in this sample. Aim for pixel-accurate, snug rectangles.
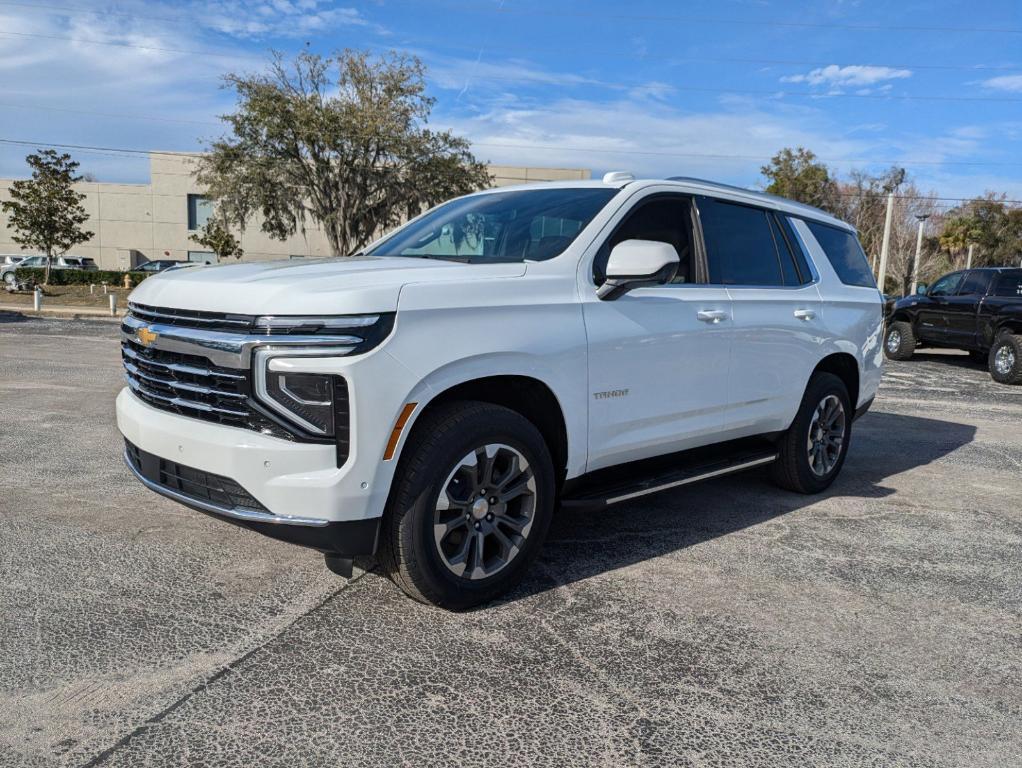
[128,302,255,332]
[121,339,255,428]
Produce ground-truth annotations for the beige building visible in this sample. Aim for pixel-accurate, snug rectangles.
[0,153,589,269]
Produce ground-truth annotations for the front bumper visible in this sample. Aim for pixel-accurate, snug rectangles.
[123,439,379,555]
[116,386,392,522]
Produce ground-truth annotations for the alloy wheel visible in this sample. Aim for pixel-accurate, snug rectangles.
[432,443,537,580]
[994,344,1016,376]
[806,394,846,477]
[886,329,902,354]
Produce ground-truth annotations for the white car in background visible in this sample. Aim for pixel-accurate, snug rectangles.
[2,255,99,285]
[116,173,883,609]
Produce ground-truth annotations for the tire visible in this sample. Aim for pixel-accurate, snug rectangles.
[378,400,556,610]
[2,271,15,286]
[884,321,916,360]
[771,372,852,494]
[988,333,1022,385]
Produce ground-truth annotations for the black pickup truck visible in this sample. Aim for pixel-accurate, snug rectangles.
[884,267,1022,384]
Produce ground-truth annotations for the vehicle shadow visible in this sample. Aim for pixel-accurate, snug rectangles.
[910,351,987,372]
[503,410,976,604]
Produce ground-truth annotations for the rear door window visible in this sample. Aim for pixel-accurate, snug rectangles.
[698,198,785,286]
[804,221,875,288]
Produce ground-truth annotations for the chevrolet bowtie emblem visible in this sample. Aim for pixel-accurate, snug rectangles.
[136,326,159,347]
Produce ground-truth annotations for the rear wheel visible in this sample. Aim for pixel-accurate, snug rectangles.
[988,333,1022,385]
[771,373,852,494]
[379,401,555,610]
[884,321,916,360]
[2,271,15,286]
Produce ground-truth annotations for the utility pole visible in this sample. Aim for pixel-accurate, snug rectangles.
[877,191,895,294]
[966,243,975,270]
[911,213,930,295]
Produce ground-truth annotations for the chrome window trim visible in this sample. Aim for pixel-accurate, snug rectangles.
[123,448,329,527]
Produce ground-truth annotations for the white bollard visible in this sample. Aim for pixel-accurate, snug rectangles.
[90,283,95,295]
[102,283,108,294]
[109,293,117,316]
[33,287,42,311]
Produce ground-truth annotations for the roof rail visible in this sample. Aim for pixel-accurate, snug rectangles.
[666,176,833,218]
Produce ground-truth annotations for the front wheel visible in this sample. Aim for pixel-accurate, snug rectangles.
[884,321,916,360]
[771,373,852,494]
[989,333,1022,385]
[379,401,555,610]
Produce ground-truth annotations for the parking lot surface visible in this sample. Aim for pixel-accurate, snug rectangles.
[2,314,1021,767]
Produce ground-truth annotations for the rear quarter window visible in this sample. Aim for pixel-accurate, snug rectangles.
[994,272,1022,297]
[805,221,876,288]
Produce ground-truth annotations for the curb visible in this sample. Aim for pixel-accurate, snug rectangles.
[0,304,126,322]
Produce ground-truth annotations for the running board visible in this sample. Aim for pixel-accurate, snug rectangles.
[561,448,777,511]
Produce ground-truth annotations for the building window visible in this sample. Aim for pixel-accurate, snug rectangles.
[187,194,213,230]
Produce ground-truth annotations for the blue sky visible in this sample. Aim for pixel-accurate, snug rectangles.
[1,0,1020,202]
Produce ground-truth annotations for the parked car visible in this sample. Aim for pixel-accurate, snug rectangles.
[1,254,27,267]
[1,254,99,285]
[885,267,1022,384]
[116,174,883,608]
[60,256,99,271]
[133,259,187,274]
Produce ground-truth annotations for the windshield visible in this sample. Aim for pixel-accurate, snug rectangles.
[367,188,618,263]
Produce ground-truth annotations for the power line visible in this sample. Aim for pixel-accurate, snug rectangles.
[1,138,1017,205]
[3,136,1022,171]
[3,27,1022,104]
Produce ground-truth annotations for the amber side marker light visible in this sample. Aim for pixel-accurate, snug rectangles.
[383,402,417,460]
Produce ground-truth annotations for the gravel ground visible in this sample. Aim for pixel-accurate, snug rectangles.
[1,313,1020,767]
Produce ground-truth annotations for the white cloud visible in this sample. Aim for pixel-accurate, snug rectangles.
[782,65,913,88]
[981,74,1022,92]
[434,95,873,183]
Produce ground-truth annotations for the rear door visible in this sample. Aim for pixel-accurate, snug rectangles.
[696,196,823,436]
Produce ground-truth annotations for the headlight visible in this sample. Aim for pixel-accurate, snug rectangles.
[254,349,349,437]
[264,370,336,436]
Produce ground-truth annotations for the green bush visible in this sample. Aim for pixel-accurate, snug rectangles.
[14,267,149,286]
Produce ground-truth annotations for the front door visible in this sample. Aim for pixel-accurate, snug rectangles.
[583,193,732,471]
[917,271,964,343]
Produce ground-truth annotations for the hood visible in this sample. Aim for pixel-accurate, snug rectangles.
[128,256,526,315]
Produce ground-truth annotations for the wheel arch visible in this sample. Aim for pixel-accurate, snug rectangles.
[397,372,572,489]
[812,352,860,410]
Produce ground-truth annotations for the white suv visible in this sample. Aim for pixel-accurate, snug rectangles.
[116,174,883,608]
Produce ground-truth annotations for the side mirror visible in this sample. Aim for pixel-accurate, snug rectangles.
[915,283,928,295]
[597,239,679,300]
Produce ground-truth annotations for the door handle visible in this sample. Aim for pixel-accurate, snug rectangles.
[696,310,729,324]
[793,309,816,321]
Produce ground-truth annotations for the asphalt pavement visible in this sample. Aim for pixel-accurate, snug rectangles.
[2,313,1020,767]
